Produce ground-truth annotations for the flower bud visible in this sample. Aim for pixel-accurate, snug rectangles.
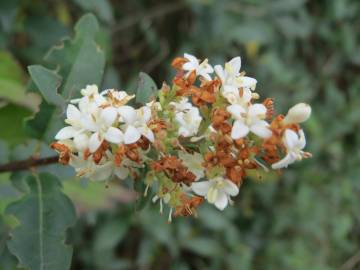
[283,103,311,124]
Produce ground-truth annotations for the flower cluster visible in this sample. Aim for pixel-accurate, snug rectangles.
[52,53,312,221]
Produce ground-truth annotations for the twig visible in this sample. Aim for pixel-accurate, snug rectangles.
[0,156,59,173]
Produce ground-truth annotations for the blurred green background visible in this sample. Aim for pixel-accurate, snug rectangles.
[1,0,360,269]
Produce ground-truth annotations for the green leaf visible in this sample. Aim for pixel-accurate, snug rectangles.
[0,50,40,111]
[45,13,105,101]
[0,139,9,164]
[28,65,64,106]
[26,13,105,142]
[6,173,76,270]
[135,72,158,105]
[0,104,32,145]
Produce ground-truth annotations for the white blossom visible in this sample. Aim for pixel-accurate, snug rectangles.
[71,85,106,114]
[101,89,135,107]
[118,105,154,144]
[191,177,239,210]
[82,106,124,152]
[214,56,257,92]
[70,154,113,181]
[182,53,214,81]
[283,103,311,124]
[55,104,90,151]
[272,129,310,169]
[171,98,202,137]
[69,151,135,181]
[227,103,272,139]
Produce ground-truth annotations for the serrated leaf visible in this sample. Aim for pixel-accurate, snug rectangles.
[28,65,64,106]
[6,173,76,270]
[135,72,158,105]
[45,13,105,101]
[25,13,105,142]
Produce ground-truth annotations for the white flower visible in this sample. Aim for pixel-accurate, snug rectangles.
[182,53,214,81]
[146,100,162,111]
[222,86,252,106]
[171,98,202,137]
[69,151,134,181]
[71,85,106,114]
[227,103,272,139]
[191,177,239,210]
[82,106,124,152]
[55,104,90,151]
[118,105,154,144]
[70,154,113,181]
[215,57,257,90]
[101,89,135,107]
[178,151,204,180]
[283,103,311,124]
[272,129,310,169]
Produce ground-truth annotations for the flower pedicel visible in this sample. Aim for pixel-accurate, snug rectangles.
[51,54,312,221]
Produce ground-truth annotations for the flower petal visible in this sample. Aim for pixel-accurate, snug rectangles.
[138,127,154,142]
[214,65,225,82]
[90,162,113,181]
[191,181,211,196]
[271,154,295,169]
[184,53,198,64]
[200,72,212,81]
[66,104,81,122]
[114,166,129,179]
[248,104,266,118]
[100,107,118,126]
[229,56,241,74]
[284,129,299,149]
[104,127,123,144]
[55,126,77,140]
[118,106,137,123]
[124,125,141,144]
[298,129,306,149]
[183,62,196,71]
[89,132,102,152]
[73,133,89,151]
[240,76,257,90]
[250,121,272,138]
[137,106,151,123]
[223,179,239,196]
[227,104,246,119]
[231,120,249,139]
[214,191,228,210]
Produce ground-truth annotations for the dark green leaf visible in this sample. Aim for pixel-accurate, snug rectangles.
[6,173,76,270]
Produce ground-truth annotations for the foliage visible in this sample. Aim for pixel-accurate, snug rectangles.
[0,0,359,270]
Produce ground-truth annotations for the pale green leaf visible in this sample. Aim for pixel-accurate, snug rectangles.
[26,13,105,142]
[135,72,158,105]
[28,65,64,106]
